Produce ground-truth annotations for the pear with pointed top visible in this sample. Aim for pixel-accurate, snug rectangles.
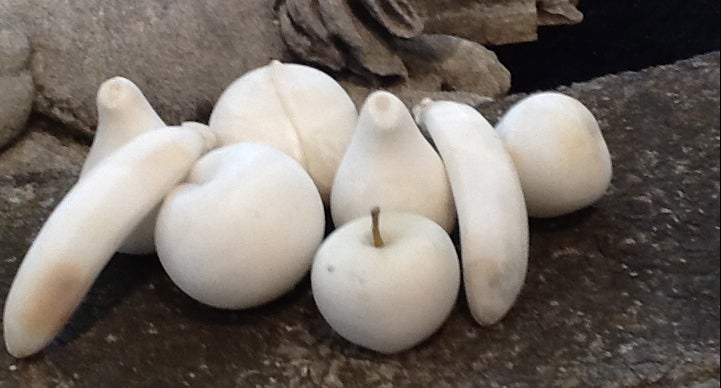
[331,91,455,232]
[209,60,358,202]
[81,77,167,255]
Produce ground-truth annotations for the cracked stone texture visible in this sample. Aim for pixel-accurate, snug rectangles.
[0,53,719,386]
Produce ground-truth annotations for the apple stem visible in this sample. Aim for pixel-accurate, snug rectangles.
[371,207,384,248]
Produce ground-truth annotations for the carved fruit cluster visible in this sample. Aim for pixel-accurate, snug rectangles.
[3,61,612,358]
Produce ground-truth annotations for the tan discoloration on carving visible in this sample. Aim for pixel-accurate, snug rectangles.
[20,262,89,340]
[558,126,593,165]
[506,146,523,166]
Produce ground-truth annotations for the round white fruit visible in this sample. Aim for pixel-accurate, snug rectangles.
[495,92,613,218]
[156,143,325,309]
[209,60,358,203]
[311,211,459,354]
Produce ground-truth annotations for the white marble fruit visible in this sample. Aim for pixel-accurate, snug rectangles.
[4,126,215,358]
[495,92,613,218]
[312,209,460,353]
[155,143,325,309]
[81,76,167,255]
[415,100,529,326]
[209,60,358,203]
[331,91,455,232]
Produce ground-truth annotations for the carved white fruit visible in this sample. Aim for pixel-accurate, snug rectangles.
[156,143,325,309]
[209,60,358,202]
[82,77,167,255]
[415,100,528,326]
[312,209,459,353]
[495,92,613,218]
[331,91,455,232]
[4,126,214,358]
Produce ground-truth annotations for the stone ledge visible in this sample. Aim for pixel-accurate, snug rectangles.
[0,53,718,387]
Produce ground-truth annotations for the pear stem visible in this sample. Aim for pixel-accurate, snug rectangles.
[371,207,384,248]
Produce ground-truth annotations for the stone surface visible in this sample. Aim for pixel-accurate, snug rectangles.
[0,0,289,135]
[337,33,511,108]
[359,0,424,39]
[395,34,511,98]
[0,53,719,386]
[0,22,32,149]
[413,0,582,45]
[538,0,584,26]
[414,0,538,45]
[1,0,515,136]
[0,21,30,75]
[280,0,563,92]
[0,73,33,149]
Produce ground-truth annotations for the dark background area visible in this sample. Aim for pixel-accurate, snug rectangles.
[494,0,721,93]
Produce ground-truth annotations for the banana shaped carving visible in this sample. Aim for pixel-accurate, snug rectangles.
[4,126,215,358]
[415,100,528,325]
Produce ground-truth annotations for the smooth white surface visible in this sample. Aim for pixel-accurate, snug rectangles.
[331,91,455,232]
[209,60,358,202]
[3,127,213,358]
[82,77,167,254]
[156,143,325,309]
[495,92,613,218]
[312,211,460,353]
[415,100,528,326]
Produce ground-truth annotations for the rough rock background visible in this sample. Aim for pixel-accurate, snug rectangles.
[0,53,718,387]
[0,0,288,135]
[0,22,33,149]
[414,0,582,45]
[0,0,583,137]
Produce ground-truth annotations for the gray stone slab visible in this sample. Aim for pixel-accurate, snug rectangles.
[0,53,719,386]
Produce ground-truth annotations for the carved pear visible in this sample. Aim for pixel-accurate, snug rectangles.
[81,77,166,255]
[331,91,455,232]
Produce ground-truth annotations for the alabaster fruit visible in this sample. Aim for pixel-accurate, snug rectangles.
[155,143,325,309]
[312,209,460,353]
[495,92,613,218]
[331,91,455,232]
[82,76,167,255]
[4,126,215,358]
[415,100,529,325]
[209,60,358,202]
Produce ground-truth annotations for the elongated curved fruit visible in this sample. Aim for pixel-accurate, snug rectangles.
[3,126,215,358]
[81,77,166,255]
[209,60,358,202]
[331,91,455,232]
[414,100,528,325]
